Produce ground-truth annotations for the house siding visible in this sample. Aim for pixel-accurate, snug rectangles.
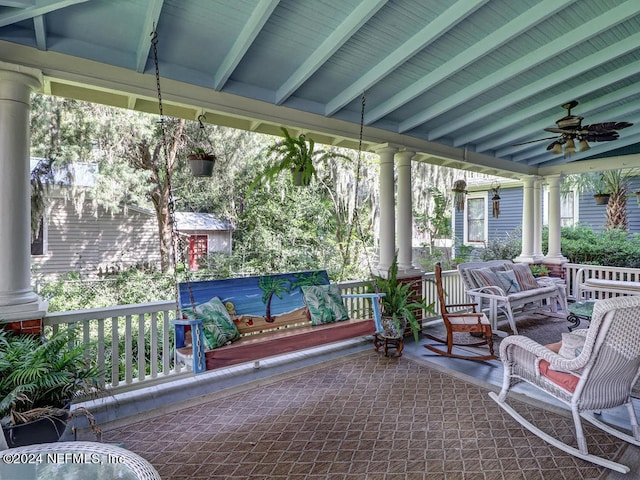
[31,197,161,279]
[453,177,640,256]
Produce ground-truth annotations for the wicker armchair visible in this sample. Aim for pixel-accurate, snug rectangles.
[490,295,640,473]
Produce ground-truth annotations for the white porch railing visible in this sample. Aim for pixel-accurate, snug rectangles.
[43,300,190,394]
[422,268,466,319]
[42,263,634,399]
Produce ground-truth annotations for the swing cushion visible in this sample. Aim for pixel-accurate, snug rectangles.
[182,296,240,350]
[301,284,350,326]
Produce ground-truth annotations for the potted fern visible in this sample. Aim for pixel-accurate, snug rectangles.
[0,327,104,448]
[251,127,350,189]
[369,258,431,344]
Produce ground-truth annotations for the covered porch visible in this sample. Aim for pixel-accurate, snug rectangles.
[1,1,640,477]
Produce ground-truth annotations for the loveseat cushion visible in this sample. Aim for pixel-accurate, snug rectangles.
[470,267,502,290]
[496,270,521,294]
[301,284,350,325]
[508,263,539,290]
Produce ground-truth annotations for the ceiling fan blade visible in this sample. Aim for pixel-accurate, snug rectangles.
[583,121,633,132]
[513,136,559,146]
[544,127,574,134]
[584,132,620,142]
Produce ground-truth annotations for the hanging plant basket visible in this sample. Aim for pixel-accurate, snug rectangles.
[593,193,610,205]
[188,153,216,177]
[291,167,312,187]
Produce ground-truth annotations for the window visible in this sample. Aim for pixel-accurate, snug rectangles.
[560,191,576,227]
[464,194,487,245]
[543,189,577,227]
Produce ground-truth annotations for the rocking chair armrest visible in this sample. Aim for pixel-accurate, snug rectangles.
[499,335,590,373]
[444,302,478,311]
[443,312,486,325]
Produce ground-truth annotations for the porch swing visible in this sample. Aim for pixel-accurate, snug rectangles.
[150,28,384,373]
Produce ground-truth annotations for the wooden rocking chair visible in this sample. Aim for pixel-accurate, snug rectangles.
[490,295,640,473]
[424,262,496,361]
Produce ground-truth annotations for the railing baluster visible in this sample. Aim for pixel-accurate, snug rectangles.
[111,316,119,388]
[151,311,158,378]
[97,319,106,388]
[137,313,145,382]
[125,315,133,385]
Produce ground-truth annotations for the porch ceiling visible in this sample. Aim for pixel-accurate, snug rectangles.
[1,0,639,180]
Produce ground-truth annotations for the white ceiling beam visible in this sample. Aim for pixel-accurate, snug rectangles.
[539,153,640,176]
[464,62,640,152]
[528,130,640,168]
[324,0,485,116]
[480,65,640,157]
[33,14,46,50]
[276,0,387,105]
[0,0,88,27]
[493,82,640,158]
[442,36,640,146]
[135,0,164,73]
[400,3,640,135]
[0,1,34,6]
[213,0,280,90]
[509,109,640,164]
[396,0,573,133]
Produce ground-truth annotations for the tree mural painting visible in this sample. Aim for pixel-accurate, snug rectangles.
[257,275,291,323]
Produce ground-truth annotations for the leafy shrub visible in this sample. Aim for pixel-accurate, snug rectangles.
[480,229,522,261]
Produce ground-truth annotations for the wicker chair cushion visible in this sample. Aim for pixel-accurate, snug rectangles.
[539,360,580,393]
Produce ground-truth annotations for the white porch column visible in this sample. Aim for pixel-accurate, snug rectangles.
[514,176,536,263]
[544,174,568,264]
[374,144,397,274]
[0,62,47,323]
[532,178,544,261]
[395,149,420,275]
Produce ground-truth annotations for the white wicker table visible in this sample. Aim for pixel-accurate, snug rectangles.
[0,441,161,479]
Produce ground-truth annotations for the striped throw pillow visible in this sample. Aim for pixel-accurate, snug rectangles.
[470,267,501,289]
[508,263,538,290]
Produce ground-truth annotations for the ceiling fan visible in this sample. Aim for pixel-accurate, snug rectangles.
[518,100,633,155]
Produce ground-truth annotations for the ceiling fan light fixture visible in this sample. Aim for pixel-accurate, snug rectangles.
[551,142,563,155]
[578,138,590,152]
[565,137,576,154]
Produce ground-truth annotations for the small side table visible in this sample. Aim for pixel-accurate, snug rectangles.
[567,300,596,331]
[374,333,404,357]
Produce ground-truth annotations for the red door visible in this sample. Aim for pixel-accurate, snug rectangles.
[189,235,208,270]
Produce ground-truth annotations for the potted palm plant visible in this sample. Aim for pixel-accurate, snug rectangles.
[369,258,431,345]
[0,327,104,448]
[250,127,350,190]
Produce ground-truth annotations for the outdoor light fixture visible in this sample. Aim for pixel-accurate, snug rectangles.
[564,137,576,155]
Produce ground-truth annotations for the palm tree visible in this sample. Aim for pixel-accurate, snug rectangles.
[257,276,290,323]
[563,169,637,231]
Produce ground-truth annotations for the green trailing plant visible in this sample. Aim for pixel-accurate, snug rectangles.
[0,327,105,427]
[250,127,351,190]
[369,258,432,344]
[529,264,549,277]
